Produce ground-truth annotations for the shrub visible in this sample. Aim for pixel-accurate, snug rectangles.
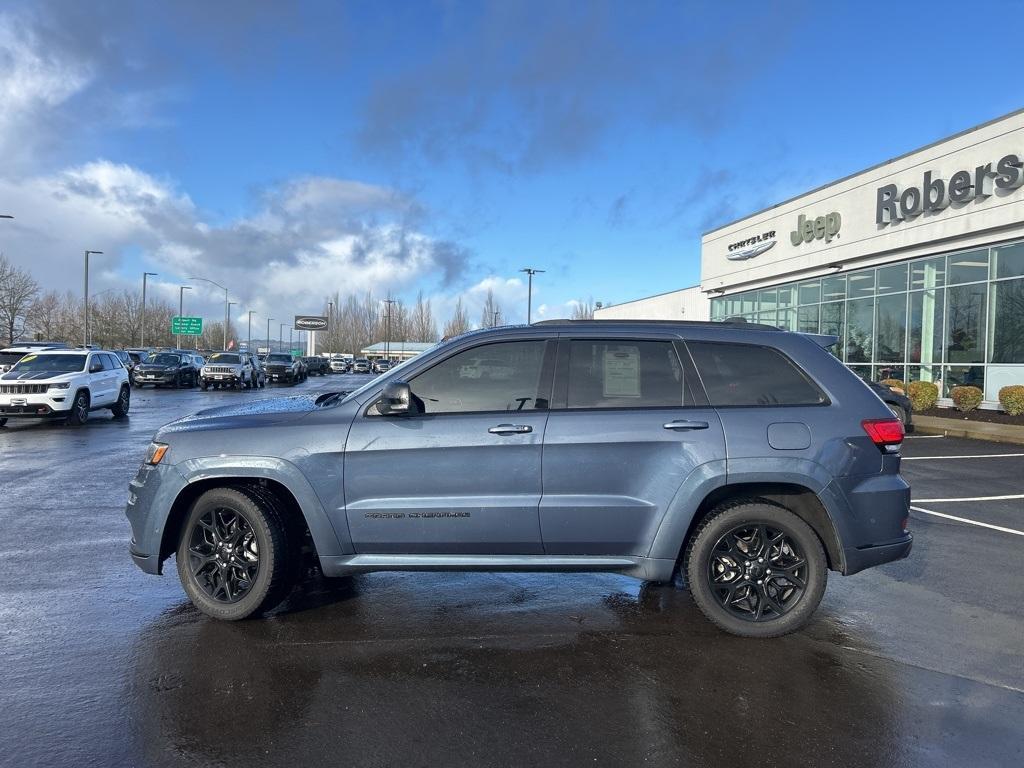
[879,378,905,392]
[950,385,983,412]
[998,385,1024,416]
[906,380,939,412]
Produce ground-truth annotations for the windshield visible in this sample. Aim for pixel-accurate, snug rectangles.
[208,353,240,364]
[267,354,292,363]
[341,340,445,403]
[10,353,87,374]
[150,353,181,366]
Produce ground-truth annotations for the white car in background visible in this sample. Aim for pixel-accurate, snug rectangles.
[0,349,130,426]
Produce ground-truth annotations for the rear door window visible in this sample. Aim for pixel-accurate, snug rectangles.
[687,341,826,407]
[563,340,687,409]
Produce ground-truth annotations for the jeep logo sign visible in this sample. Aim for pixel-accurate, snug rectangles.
[790,212,841,246]
[294,315,328,331]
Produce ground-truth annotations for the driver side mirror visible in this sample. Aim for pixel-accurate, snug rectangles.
[377,381,417,416]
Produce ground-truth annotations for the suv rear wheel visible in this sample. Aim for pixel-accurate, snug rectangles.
[176,487,297,620]
[111,385,130,417]
[686,500,827,638]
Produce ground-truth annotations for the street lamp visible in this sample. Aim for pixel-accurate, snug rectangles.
[383,298,396,361]
[83,250,104,346]
[519,267,545,324]
[177,285,192,348]
[188,275,230,351]
[327,300,334,355]
[226,302,237,350]
[141,272,158,347]
[266,317,274,355]
[279,323,285,353]
[247,310,256,352]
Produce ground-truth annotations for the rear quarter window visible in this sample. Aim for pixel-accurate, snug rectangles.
[687,341,826,407]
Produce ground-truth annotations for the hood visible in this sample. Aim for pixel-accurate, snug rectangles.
[0,370,76,382]
[157,392,322,435]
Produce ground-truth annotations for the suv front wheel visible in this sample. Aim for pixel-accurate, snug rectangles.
[686,500,827,638]
[176,487,298,620]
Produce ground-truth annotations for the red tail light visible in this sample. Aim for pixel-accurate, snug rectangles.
[862,418,904,452]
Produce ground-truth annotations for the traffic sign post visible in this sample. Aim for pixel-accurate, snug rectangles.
[171,316,203,336]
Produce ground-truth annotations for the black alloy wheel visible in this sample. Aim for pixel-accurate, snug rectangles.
[111,386,130,418]
[707,523,807,622]
[686,500,827,638]
[185,507,261,604]
[66,390,90,426]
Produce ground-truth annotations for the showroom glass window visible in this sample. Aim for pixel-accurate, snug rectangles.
[409,341,548,414]
[709,236,1024,401]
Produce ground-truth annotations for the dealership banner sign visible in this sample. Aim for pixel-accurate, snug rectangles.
[294,315,329,331]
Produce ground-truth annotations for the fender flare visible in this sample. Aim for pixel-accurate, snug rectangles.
[174,455,348,558]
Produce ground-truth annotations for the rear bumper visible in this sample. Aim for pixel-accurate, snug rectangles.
[844,534,913,575]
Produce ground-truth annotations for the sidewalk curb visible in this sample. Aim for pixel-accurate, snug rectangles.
[913,414,1024,445]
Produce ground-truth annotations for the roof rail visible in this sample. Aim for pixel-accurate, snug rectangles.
[530,318,778,331]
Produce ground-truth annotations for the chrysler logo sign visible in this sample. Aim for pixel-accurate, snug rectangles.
[294,315,328,331]
[727,230,776,261]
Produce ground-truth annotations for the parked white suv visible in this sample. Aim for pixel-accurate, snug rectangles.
[199,352,256,390]
[0,349,130,426]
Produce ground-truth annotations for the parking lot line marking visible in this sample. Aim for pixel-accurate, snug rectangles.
[902,453,1024,461]
[904,434,945,439]
[913,494,1024,503]
[910,505,1024,537]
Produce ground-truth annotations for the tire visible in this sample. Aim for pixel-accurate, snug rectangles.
[0,418,7,427]
[111,386,130,418]
[200,381,208,391]
[66,390,90,426]
[175,486,298,620]
[887,404,906,425]
[685,500,827,638]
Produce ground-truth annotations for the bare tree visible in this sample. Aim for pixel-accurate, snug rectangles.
[443,297,471,338]
[0,255,40,345]
[571,297,595,320]
[480,288,502,328]
[411,290,439,342]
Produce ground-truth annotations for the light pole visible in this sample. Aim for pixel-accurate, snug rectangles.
[289,327,293,352]
[266,317,273,355]
[279,323,285,353]
[383,298,396,361]
[327,300,334,355]
[177,285,192,348]
[83,250,104,346]
[141,272,158,347]
[247,310,255,352]
[226,301,237,350]
[519,267,545,324]
[188,275,229,351]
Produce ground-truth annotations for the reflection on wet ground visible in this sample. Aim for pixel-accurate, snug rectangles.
[0,379,1022,766]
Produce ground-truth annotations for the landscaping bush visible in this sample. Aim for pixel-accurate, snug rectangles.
[998,384,1024,416]
[906,380,939,412]
[950,385,983,412]
[879,378,905,392]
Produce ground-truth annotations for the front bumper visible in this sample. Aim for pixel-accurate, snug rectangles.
[267,369,294,381]
[201,372,243,384]
[126,461,189,575]
[0,394,72,417]
[134,372,177,384]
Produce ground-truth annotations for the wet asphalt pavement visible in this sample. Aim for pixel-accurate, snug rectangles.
[1,380,1022,768]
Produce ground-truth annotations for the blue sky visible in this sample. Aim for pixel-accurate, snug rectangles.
[1,0,1021,329]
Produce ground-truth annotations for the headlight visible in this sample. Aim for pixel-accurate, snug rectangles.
[48,382,71,390]
[145,442,169,465]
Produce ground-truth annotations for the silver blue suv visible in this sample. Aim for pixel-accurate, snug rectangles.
[126,320,911,637]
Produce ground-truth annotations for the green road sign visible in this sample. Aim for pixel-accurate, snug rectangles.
[171,316,203,335]
[290,348,303,356]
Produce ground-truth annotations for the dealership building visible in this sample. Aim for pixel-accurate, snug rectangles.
[595,109,1024,405]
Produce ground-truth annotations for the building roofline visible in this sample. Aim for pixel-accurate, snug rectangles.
[596,284,701,308]
[702,106,1024,237]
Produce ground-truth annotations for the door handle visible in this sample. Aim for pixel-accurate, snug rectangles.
[663,420,709,431]
[488,424,533,435]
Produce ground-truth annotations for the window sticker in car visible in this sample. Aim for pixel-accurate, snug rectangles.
[20,355,37,363]
[603,348,640,398]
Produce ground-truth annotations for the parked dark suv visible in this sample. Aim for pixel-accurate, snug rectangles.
[127,321,911,636]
